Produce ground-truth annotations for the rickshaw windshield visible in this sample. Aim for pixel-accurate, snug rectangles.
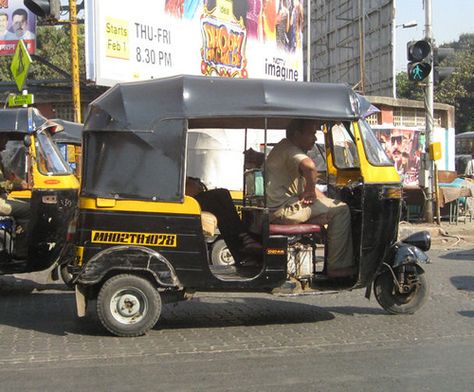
[356,119,393,166]
[330,123,360,169]
[2,140,27,181]
[36,131,71,175]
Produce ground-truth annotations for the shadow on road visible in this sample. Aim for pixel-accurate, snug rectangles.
[156,297,337,330]
[450,275,474,292]
[439,249,474,261]
[319,306,386,316]
[0,275,71,296]
[0,289,340,336]
[0,279,387,337]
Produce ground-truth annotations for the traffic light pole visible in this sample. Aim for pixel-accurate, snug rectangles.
[70,0,81,123]
[423,0,434,223]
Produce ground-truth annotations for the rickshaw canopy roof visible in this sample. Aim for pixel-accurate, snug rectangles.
[0,107,47,134]
[51,119,83,144]
[84,75,373,132]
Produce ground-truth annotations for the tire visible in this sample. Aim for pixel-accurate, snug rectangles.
[374,268,429,315]
[97,274,162,337]
[211,238,235,266]
[60,264,75,289]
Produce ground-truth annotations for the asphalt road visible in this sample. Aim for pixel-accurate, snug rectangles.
[0,248,473,391]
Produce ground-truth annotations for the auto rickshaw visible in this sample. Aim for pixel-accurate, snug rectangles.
[72,75,431,337]
[0,108,79,277]
[51,119,83,179]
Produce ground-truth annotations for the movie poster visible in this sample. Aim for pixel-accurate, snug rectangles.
[0,0,37,55]
[86,0,304,86]
[374,128,425,187]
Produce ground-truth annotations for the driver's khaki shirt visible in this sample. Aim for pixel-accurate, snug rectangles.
[265,138,307,209]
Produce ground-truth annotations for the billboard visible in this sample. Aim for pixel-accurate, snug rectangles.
[85,0,304,86]
[0,0,37,55]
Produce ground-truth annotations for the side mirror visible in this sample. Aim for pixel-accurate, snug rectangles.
[23,135,32,148]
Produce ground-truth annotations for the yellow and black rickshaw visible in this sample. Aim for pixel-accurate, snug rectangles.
[51,118,83,179]
[0,108,79,276]
[72,75,431,337]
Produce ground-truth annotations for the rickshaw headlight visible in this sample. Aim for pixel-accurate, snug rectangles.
[401,231,431,252]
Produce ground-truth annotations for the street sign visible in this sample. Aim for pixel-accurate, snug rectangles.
[8,94,34,107]
[10,40,32,92]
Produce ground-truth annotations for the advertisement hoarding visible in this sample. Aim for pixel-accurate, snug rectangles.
[85,0,304,86]
[0,0,37,55]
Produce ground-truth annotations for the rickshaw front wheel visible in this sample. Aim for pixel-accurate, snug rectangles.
[374,269,429,315]
[97,274,162,337]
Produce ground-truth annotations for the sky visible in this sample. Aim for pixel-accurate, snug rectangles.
[395,0,474,71]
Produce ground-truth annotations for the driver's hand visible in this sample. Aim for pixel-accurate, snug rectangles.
[299,189,317,205]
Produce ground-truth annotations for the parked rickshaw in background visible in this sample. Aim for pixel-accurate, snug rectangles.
[0,108,79,278]
[71,75,431,337]
[51,119,83,179]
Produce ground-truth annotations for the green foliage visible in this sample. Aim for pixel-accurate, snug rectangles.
[0,24,85,83]
[396,71,424,101]
[434,34,474,133]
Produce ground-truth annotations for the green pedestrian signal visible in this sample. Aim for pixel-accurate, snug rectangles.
[408,63,431,81]
[407,40,432,82]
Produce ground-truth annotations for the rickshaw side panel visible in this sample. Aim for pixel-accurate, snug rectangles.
[75,209,210,284]
[26,189,78,272]
[75,206,289,291]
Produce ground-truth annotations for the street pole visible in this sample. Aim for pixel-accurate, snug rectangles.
[306,0,311,82]
[423,0,434,223]
[70,0,81,123]
[358,0,365,93]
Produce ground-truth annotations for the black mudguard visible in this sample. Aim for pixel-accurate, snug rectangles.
[77,245,181,288]
[365,242,429,299]
[391,242,430,269]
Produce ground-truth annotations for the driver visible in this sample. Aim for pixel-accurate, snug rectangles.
[265,119,355,278]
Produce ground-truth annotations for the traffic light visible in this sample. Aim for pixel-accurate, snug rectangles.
[407,40,432,82]
[433,47,455,84]
[23,0,61,19]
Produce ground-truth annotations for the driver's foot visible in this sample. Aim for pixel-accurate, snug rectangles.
[239,233,263,256]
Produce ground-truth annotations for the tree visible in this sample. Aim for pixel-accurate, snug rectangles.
[434,34,474,133]
[0,24,85,86]
[396,71,424,101]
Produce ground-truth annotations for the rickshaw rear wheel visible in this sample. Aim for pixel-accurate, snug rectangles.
[60,264,75,289]
[211,239,235,266]
[374,269,429,315]
[97,274,162,337]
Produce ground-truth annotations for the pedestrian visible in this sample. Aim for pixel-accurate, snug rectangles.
[464,153,474,178]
